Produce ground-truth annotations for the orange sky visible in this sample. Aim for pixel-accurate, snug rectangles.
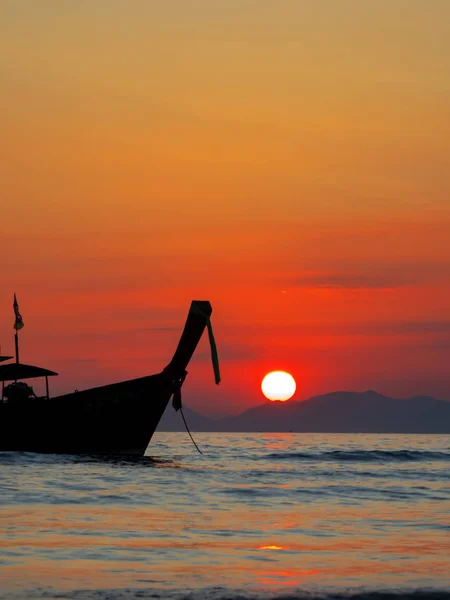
[1,1,450,416]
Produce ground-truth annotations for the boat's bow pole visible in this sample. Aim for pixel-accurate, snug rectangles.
[163,300,220,411]
[162,300,220,455]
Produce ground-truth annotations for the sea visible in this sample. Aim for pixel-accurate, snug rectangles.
[0,433,449,600]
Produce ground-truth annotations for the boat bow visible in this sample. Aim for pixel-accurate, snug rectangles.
[163,300,220,410]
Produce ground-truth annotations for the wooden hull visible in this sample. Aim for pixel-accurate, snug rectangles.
[0,372,173,455]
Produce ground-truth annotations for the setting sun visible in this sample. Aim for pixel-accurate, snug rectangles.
[261,371,296,401]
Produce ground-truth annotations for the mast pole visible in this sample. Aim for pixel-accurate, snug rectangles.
[14,331,19,364]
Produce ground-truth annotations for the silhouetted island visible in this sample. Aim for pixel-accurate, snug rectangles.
[158,390,450,434]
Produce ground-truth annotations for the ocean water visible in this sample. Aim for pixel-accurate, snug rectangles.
[0,433,449,600]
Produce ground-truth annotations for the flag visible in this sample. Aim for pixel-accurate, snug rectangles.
[13,294,24,330]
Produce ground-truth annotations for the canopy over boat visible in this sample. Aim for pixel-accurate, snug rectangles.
[0,356,13,363]
[0,362,58,382]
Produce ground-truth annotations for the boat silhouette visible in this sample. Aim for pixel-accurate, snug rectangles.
[0,299,219,456]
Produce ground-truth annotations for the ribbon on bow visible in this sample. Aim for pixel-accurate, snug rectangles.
[191,302,221,385]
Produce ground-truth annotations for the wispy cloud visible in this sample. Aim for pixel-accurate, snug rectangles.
[290,263,450,290]
[193,341,263,362]
[241,320,450,337]
[142,326,179,332]
[292,272,400,290]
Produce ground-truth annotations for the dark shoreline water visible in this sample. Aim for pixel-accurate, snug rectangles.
[1,433,449,600]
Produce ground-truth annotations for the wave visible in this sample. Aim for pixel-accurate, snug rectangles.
[19,587,450,600]
[0,451,174,468]
[265,449,450,463]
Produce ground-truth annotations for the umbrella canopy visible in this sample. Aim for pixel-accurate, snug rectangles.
[0,362,58,382]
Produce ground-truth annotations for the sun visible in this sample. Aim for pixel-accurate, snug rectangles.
[261,371,296,401]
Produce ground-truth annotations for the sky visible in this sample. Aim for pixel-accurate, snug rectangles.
[1,1,450,417]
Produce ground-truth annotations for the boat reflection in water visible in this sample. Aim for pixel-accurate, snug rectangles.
[0,299,220,456]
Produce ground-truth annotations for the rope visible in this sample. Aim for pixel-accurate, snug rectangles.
[191,302,221,384]
[180,407,203,455]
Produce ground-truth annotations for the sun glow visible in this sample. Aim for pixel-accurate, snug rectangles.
[261,371,296,401]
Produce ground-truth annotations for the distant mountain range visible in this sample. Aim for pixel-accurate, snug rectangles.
[157,391,450,434]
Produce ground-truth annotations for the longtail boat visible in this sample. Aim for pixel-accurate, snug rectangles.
[0,298,220,456]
